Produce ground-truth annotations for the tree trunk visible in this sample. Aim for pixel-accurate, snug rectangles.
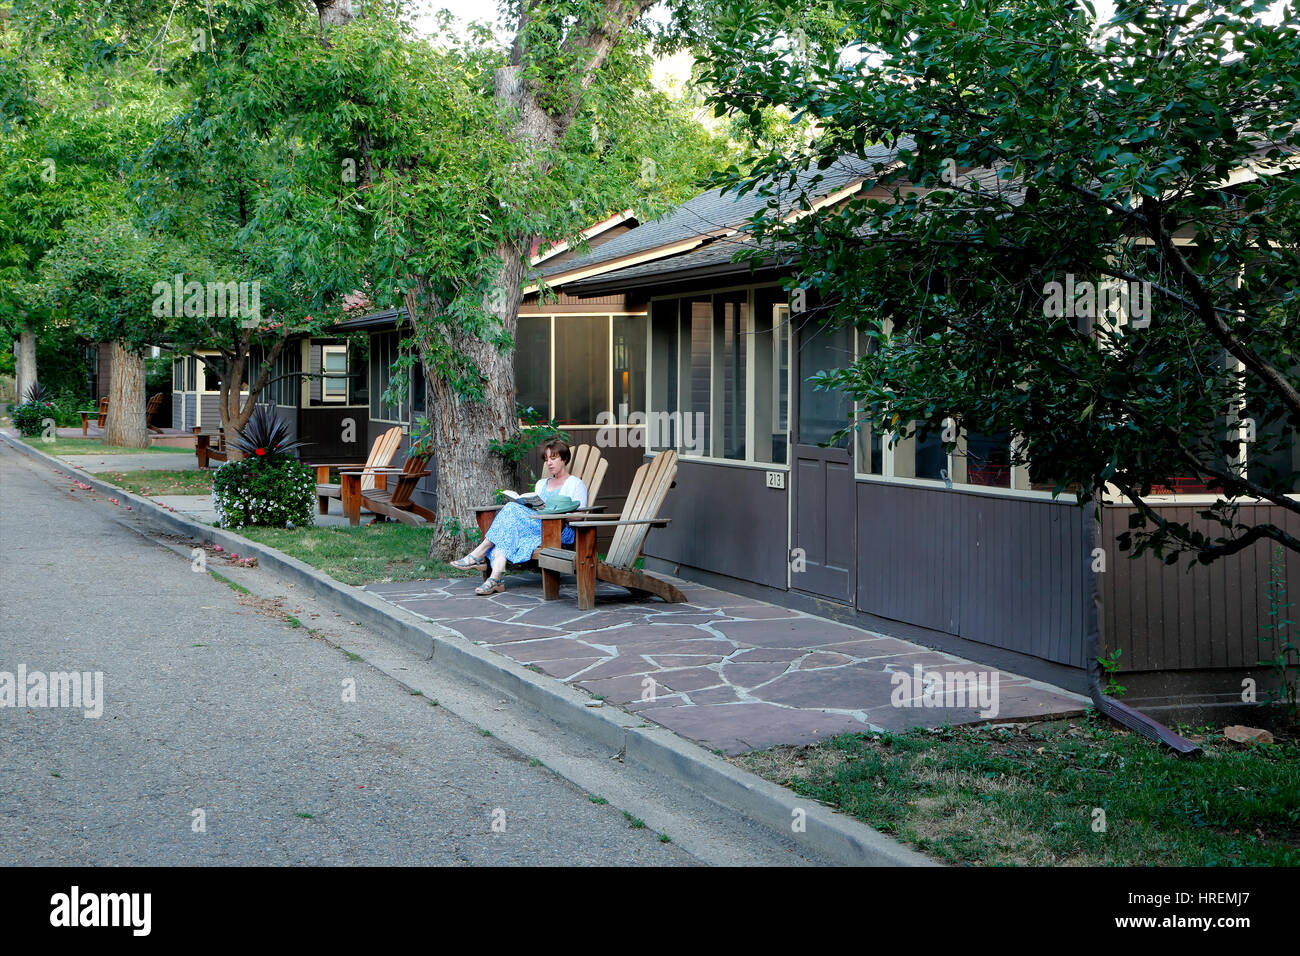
[410,274,522,560]
[311,0,652,559]
[104,341,148,448]
[14,326,36,402]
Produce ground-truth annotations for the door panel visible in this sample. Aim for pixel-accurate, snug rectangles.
[791,320,856,604]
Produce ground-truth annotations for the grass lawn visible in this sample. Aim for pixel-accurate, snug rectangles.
[18,436,190,456]
[736,713,1300,866]
[98,469,212,496]
[235,523,476,586]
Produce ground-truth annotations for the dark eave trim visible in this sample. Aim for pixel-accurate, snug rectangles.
[564,256,790,297]
[326,307,409,333]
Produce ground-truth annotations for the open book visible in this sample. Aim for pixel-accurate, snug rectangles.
[501,490,545,509]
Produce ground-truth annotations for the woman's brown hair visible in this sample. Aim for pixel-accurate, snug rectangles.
[542,439,571,465]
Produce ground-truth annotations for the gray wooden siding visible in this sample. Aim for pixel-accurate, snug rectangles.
[519,290,644,313]
[1100,502,1300,672]
[184,394,197,431]
[268,405,297,443]
[643,458,790,590]
[856,483,1089,667]
[200,394,220,428]
[172,394,183,431]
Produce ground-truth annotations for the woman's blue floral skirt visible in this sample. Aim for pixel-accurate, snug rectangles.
[484,501,575,565]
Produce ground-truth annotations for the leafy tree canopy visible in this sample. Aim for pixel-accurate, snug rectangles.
[700,0,1300,563]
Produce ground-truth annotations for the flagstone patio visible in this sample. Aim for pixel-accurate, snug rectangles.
[365,573,1090,755]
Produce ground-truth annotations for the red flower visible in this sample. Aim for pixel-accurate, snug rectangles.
[255,448,267,456]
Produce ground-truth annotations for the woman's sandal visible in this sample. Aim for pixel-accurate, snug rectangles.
[451,555,488,571]
[474,577,505,596]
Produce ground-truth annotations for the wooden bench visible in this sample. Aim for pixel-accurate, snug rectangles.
[345,454,433,526]
[78,398,109,436]
[315,426,403,515]
[194,428,228,468]
[145,393,165,434]
[537,450,684,610]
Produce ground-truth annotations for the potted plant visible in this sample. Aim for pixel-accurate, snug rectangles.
[210,406,315,529]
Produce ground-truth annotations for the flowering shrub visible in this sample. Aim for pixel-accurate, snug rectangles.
[211,455,316,528]
[210,406,314,529]
[11,398,58,437]
[11,384,58,437]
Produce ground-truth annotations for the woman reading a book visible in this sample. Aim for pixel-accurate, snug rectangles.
[451,439,588,595]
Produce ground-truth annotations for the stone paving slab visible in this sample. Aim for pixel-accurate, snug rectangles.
[365,573,1090,756]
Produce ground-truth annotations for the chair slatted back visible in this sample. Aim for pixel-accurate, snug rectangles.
[569,444,608,504]
[606,450,677,569]
[362,427,404,492]
[145,393,163,431]
[97,397,109,428]
[389,454,432,509]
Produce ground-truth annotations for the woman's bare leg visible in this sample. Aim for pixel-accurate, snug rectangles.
[489,549,507,581]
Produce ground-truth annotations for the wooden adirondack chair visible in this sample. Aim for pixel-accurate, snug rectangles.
[315,426,403,515]
[351,453,433,526]
[472,443,608,554]
[537,449,685,610]
[96,397,109,428]
[145,393,165,433]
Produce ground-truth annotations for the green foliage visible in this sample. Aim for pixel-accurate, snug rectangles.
[10,396,57,436]
[229,406,306,460]
[440,516,483,552]
[488,404,570,464]
[9,380,83,431]
[41,390,95,428]
[1258,546,1299,720]
[701,0,1300,564]
[1098,648,1127,699]
[408,418,436,458]
[211,455,315,530]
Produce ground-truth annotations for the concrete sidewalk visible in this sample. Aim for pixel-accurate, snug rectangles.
[366,574,1089,755]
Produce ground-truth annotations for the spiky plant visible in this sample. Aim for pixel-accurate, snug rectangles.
[230,405,307,461]
[22,382,50,404]
[212,405,315,529]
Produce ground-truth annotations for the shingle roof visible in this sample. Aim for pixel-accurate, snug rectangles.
[566,234,788,290]
[565,152,1027,292]
[536,142,911,281]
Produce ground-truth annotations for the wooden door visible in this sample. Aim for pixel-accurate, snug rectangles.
[791,319,856,604]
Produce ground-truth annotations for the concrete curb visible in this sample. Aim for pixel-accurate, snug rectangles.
[2,433,936,867]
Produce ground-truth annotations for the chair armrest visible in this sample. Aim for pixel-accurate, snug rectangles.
[340,466,405,475]
[567,518,670,528]
[475,504,507,514]
[524,508,603,521]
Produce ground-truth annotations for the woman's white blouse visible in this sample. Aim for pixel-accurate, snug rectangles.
[533,474,589,509]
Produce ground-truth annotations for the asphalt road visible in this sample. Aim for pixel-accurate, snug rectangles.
[0,442,694,865]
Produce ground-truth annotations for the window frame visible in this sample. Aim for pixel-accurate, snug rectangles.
[321,344,349,404]
[646,283,790,468]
